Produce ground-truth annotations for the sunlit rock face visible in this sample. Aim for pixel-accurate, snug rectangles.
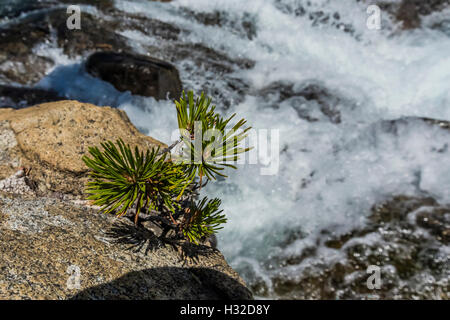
[0,100,164,196]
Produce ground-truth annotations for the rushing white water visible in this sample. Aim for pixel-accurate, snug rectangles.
[13,0,450,297]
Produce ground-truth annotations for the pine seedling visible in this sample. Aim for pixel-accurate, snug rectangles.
[82,139,189,225]
[174,90,252,182]
[83,91,251,244]
[182,197,226,244]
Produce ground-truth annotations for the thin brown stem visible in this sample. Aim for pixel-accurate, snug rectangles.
[134,192,142,226]
[158,137,182,155]
[169,212,179,225]
[198,173,203,191]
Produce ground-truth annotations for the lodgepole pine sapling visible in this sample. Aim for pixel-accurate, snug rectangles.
[82,90,251,244]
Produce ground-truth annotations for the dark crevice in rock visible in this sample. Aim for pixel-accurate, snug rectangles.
[70,267,253,300]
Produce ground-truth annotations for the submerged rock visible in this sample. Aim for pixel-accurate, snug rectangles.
[0,85,65,109]
[0,3,251,108]
[274,0,356,36]
[0,8,133,85]
[53,10,132,58]
[242,117,450,299]
[376,0,450,29]
[0,100,164,196]
[0,12,54,85]
[252,195,450,299]
[259,81,357,124]
[0,169,35,195]
[109,9,182,41]
[180,9,258,40]
[395,0,422,29]
[57,0,114,12]
[0,192,252,299]
[85,51,182,100]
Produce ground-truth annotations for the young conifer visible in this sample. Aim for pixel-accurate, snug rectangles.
[82,90,251,244]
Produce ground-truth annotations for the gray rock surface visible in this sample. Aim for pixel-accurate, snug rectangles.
[0,100,164,196]
[0,192,252,299]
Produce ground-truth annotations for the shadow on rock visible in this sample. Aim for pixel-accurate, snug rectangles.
[105,220,218,265]
[105,221,163,255]
[69,266,253,300]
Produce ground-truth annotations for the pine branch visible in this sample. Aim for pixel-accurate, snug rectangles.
[82,91,251,245]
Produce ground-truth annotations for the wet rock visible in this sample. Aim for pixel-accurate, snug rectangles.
[274,0,356,36]
[323,228,374,250]
[0,0,54,21]
[0,8,133,85]
[51,10,132,58]
[57,0,114,12]
[376,0,450,29]
[260,81,356,124]
[263,195,450,299]
[109,10,182,41]
[55,3,180,57]
[0,3,252,108]
[0,169,35,195]
[0,120,21,176]
[0,12,54,84]
[167,43,255,75]
[153,42,253,108]
[374,116,450,148]
[0,85,65,109]
[0,100,165,196]
[415,206,450,244]
[396,0,422,29]
[0,192,252,300]
[85,51,182,100]
[369,195,438,224]
[181,9,257,40]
